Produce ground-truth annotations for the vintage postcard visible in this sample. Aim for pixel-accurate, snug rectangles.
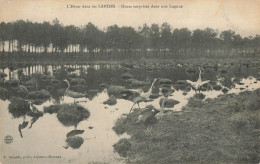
[0,0,260,163]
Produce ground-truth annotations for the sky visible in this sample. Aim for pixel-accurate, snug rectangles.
[0,0,260,37]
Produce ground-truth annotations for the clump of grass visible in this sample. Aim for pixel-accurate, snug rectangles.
[0,87,9,100]
[44,104,63,114]
[245,93,260,111]
[28,89,51,99]
[159,78,173,85]
[66,136,84,149]
[127,79,147,88]
[8,97,30,118]
[57,104,90,128]
[66,67,76,73]
[53,68,68,80]
[70,78,86,86]
[5,79,19,88]
[86,89,99,100]
[0,72,7,78]
[187,97,204,108]
[113,106,155,136]
[27,110,44,118]
[194,93,206,100]
[67,73,78,79]
[107,85,126,98]
[113,116,128,135]
[50,79,61,86]
[113,138,131,157]
[103,95,117,105]
[159,98,180,108]
[70,84,87,93]
[213,85,222,91]
[66,130,84,138]
[222,88,229,94]
[121,73,133,80]
[31,99,45,105]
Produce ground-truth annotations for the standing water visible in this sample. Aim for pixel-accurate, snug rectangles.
[0,63,259,163]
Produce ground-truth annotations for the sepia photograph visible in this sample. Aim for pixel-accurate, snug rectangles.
[0,0,260,163]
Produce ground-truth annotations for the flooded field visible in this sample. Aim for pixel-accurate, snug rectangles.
[0,59,259,164]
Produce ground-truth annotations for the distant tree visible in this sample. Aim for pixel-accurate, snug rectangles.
[160,22,172,51]
[171,28,191,54]
[81,22,103,53]
[0,19,259,58]
[138,23,151,53]
[220,30,235,54]
[106,25,120,52]
[150,24,160,52]
[0,22,6,52]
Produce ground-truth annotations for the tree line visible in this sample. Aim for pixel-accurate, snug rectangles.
[0,19,259,60]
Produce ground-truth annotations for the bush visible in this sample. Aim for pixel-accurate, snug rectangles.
[57,104,90,127]
[113,138,131,157]
[8,97,30,118]
[66,136,84,149]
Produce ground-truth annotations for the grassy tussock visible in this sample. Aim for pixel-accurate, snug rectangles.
[56,104,90,127]
[8,97,31,118]
[113,138,131,157]
[28,89,51,99]
[66,136,84,149]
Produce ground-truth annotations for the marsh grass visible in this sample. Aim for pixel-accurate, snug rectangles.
[113,138,131,157]
[56,104,90,128]
[44,104,64,114]
[28,89,51,99]
[103,95,117,106]
[66,129,84,138]
[0,72,7,78]
[0,87,9,100]
[66,136,84,149]
[113,89,260,163]
[8,97,31,118]
[159,98,180,108]
[107,85,126,98]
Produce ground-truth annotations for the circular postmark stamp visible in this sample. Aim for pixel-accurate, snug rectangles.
[4,135,13,144]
